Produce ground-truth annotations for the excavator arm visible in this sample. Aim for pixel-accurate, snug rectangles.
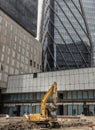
[28,82,58,123]
[41,82,57,117]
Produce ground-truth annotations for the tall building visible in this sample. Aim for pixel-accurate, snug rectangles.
[0,10,42,89]
[0,10,42,113]
[40,0,95,71]
[0,0,38,36]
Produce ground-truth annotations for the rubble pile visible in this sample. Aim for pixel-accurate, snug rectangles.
[57,116,93,128]
[0,115,94,130]
[0,120,39,130]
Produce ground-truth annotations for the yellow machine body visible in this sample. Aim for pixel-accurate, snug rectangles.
[28,82,57,123]
[29,113,52,122]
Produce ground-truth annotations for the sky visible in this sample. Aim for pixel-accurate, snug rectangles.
[37,0,44,40]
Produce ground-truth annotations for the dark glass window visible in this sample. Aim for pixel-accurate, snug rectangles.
[34,62,36,67]
[1,64,3,71]
[30,60,32,66]
[72,91,77,99]
[78,91,82,99]
[67,91,72,99]
[88,90,93,99]
[83,91,88,99]
[58,92,63,100]
[93,91,95,99]
[37,64,39,69]
[33,73,37,78]
[40,65,41,70]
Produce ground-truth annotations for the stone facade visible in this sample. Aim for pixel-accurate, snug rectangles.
[0,10,42,89]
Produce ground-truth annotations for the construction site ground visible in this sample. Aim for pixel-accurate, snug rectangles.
[0,115,95,130]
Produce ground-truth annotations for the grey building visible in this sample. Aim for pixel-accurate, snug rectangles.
[0,0,38,36]
[40,0,95,71]
[0,10,42,113]
[2,67,95,116]
[0,10,42,94]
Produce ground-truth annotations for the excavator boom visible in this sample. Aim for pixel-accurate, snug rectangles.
[41,82,57,117]
[28,82,60,128]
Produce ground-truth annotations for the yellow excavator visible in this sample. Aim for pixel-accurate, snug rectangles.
[28,82,60,128]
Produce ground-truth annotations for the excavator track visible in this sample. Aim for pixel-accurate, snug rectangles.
[36,121,60,128]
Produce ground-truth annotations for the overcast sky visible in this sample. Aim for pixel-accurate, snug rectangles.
[37,0,44,40]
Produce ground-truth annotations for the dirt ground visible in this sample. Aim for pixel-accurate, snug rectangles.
[0,116,95,130]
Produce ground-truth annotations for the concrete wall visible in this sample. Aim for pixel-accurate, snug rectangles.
[0,10,42,89]
[2,67,95,93]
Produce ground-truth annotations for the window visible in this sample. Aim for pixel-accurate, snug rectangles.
[58,92,63,100]
[67,91,72,99]
[21,56,24,63]
[12,59,15,66]
[5,21,8,27]
[4,74,8,82]
[0,73,1,80]
[17,54,20,60]
[19,46,21,52]
[10,24,13,31]
[0,16,2,23]
[72,91,77,99]
[40,65,42,70]
[17,61,19,68]
[8,48,10,55]
[78,91,82,99]
[30,60,32,66]
[83,91,88,99]
[1,54,4,61]
[13,44,16,50]
[34,62,36,67]
[1,64,3,71]
[33,73,37,78]
[89,91,93,99]
[12,51,15,58]
[5,65,8,73]
[2,45,5,52]
[37,64,39,69]
[25,58,28,64]
[15,36,17,42]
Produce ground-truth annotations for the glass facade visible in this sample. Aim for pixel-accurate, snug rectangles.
[2,90,95,116]
[2,67,95,116]
[41,0,95,71]
[0,0,38,36]
[3,67,95,93]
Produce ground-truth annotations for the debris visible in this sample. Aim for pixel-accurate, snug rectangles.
[6,115,10,119]
[0,116,94,130]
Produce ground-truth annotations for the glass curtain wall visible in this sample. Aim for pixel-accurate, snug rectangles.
[41,0,95,71]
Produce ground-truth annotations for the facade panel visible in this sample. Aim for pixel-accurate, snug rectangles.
[2,67,95,93]
[2,67,95,116]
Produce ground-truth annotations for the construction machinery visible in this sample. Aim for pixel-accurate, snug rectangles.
[28,82,60,128]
